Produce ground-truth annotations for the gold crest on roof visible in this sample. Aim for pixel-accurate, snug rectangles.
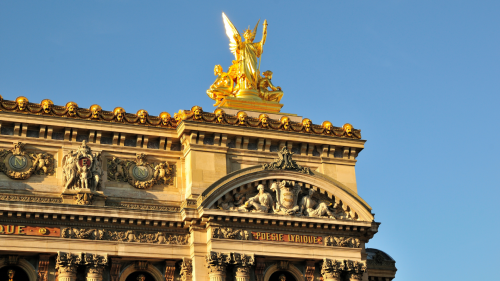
[206,13,284,113]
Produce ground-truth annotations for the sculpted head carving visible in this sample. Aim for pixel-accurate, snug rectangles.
[113,107,126,122]
[259,114,269,128]
[214,109,225,123]
[16,96,29,111]
[191,106,203,120]
[322,121,333,134]
[279,274,286,281]
[237,111,248,125]
[66,102,78,117]
[41,99,54,114]
[243,29,255,42]
[262,70,273,79]
[137,110,148,124]
[90,104,102,119]
[343,123,353,137]
[8,269,15,279]
[302,118,312,132]
[160,112,171,126]
[280,116,291,130]
[214,65,223,76]
[257,184,265,193]
[137,274,146,281]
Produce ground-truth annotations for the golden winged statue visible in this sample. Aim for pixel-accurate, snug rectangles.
[207,13,284,107]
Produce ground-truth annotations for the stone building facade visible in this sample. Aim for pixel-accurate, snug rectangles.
[0,96,396,281]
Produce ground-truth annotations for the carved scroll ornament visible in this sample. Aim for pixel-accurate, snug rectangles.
[262,147,311,174]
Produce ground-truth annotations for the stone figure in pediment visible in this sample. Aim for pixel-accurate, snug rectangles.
[300,188,335,218]
[240,184,273,213]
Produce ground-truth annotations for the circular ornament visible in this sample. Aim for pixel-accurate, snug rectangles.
[8,155,28,171]
[39,228,48,235]
[132,166,149,181]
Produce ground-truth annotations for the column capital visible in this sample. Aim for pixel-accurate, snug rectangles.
[206,252,231,274]
[321,258,344,281]
[344,260,366,281]
[83,253,108,275]
[180,258,193,281]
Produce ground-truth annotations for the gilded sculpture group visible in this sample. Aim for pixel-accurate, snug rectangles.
[0,95,360,138]
[206,13,283,106]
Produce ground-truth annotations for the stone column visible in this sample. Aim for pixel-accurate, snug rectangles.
[206,252,230,281]
[83,253,108,281]
[231,253,255,281]
[180,258,193,281]
[321,259,344,281]
[344,260,366,281]
[56,252,82,281]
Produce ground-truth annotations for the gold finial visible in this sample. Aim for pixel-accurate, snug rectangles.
[90,104,102,119]
[41,99,54,114]
[136,110,148,124]
[16,96,29,111]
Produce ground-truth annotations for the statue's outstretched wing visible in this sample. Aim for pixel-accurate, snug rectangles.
[222,12,240,58]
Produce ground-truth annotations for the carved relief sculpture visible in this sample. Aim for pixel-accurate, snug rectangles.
[271,181,301,216]
[107,154,174,189]
[325,236,361,248]
[212,227,250,240]
[240,184,274,213]
[62,141,102,191]
[300,188,335,218]
[0,142,54,180]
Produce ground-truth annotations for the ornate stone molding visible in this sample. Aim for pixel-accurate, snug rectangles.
[325,236,361,248]
[37,254,50,281]
[212,227,250,240]
[262,147,311,174]
[107,154,175,189]
[61,227,189,245]
[0,194,62,204]
[180,258,193,281]
[0,142,55,180]
[106,201,180,212]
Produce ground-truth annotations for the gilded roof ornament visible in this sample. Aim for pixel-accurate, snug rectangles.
[65,102,78,117]
[90,104,102,119]
[16,96,29,111]
[41,99,54,114]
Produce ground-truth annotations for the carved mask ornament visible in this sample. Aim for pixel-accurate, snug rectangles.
[66,102,78,117]
[113,107,126,122]
[90,104,102,119]
[191,106,203,120]
[41,99,54,114]
[16,96,29,111]
[322,121,333,135]
[160,112,171,126]
[259,114,269,128]
[303,118,312,133]
[343,123,353,137]
[214,109,225,123]
[280,116,290,130]
[237,111,248,125]
[137,110,148,124]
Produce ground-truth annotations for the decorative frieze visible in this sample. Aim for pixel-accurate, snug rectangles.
[106,201,180,212]
[0,142,54,180]
[0,194,62,204]
[61,227,189,244]
[325,236,361,248]
[212,227,250,240]
[107,154,174,189]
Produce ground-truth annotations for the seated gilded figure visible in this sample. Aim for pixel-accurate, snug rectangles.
[206,65,235,106]
[258,70,283,102]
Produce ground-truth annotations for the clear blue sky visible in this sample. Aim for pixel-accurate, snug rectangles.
[1,1,499,280]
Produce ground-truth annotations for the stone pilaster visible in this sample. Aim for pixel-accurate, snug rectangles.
[305,261,315,281]
[344,260,366,281]
[231,253,255,281]
[56,252,82,281]
[83,253,108,281]
[110,259,122,281]
[254,258,266,281]
[321,259,344,281]
[180,258,193,281]
[37,254,51,281]
[206,252,230,281]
